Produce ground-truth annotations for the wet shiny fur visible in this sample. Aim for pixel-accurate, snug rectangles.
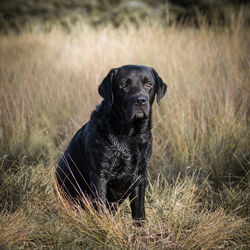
[56,65,167,221]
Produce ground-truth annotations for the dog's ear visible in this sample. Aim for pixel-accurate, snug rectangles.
[98,68,117,106]
[151,68,167,105]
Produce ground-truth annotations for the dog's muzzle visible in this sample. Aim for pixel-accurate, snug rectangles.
[131,94,150,119]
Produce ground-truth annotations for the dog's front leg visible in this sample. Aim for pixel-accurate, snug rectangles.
[90,176,108,213]
[129,181,147,226]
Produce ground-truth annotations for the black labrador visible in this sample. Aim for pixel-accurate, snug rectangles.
[56,65,167,222]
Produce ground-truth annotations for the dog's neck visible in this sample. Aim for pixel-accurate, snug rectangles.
[94,101,152,140]
[111,105,151,136]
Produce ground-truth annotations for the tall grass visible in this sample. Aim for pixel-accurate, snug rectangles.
[0,18,249,248]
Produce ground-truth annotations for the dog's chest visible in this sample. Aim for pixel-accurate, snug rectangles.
[106,134,141,178]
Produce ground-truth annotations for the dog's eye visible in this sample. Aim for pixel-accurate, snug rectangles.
[145,82,152,88]
[120,83,127,88]
[143,77,152,88]
[120,79,131,89]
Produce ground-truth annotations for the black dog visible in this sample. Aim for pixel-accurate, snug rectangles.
[56,65,167,222]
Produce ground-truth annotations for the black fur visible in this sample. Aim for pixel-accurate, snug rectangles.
[56,65,167,222]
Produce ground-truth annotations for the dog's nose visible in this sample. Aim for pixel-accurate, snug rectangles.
[135,95,147,106]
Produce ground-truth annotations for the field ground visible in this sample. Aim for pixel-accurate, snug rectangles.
[0,19,249,248]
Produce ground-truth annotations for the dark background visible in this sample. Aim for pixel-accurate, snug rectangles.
[0,0,250,32]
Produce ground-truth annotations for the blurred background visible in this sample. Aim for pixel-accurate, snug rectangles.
[1,0,250,32]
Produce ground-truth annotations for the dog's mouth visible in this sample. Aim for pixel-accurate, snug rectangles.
[120,103,150,122]
[130,106,149,120]
[134,113,144,119]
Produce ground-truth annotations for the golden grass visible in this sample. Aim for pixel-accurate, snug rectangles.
[0,18,249,248]
[1,23,249,175]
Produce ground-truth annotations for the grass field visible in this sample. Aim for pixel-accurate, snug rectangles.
[0,18,249,248]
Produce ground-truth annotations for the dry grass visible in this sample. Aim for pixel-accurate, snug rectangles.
[0,17,249,248]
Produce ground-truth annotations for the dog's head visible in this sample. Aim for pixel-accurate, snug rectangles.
[98,65,167,121]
